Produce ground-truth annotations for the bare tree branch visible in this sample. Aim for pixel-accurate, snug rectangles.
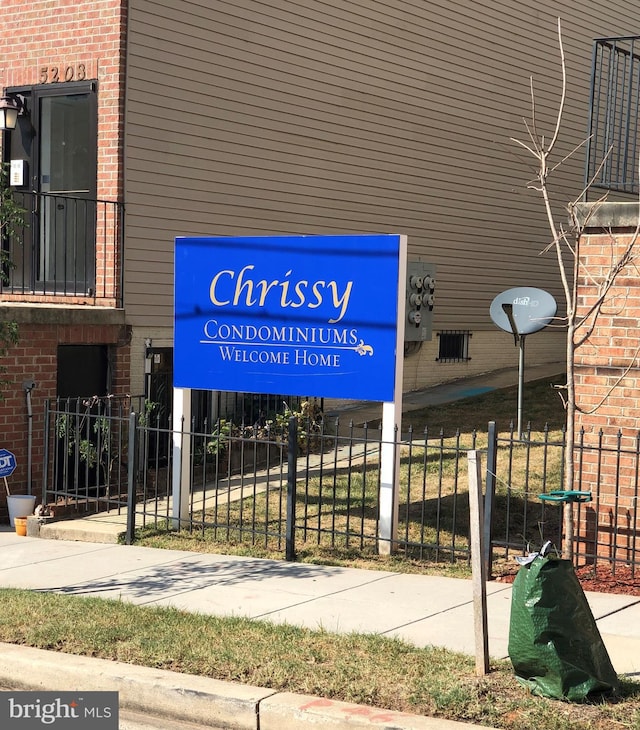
[511,19,640,559]
[546,17,567,157]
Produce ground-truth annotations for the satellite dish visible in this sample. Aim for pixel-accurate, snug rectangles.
[490,287,557,336]
[489,287,558,439]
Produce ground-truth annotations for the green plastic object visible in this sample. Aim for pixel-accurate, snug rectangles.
[508,555,619,701]
[538,490,592,503]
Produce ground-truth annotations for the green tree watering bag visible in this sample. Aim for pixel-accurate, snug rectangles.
[508,554,619,701]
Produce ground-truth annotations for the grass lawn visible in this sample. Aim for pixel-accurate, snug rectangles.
[402,374,567,434]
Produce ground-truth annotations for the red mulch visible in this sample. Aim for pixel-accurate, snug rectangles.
[574,564,640,596]
[495,564,640,596]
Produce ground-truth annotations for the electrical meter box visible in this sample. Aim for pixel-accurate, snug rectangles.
[404,260,436,341]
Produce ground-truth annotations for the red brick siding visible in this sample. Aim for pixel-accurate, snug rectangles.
[575,231,640,434]
[1,0,126,197]
[574,229,640,561]
[0,321,131,516]
[0,1,127,521]
[0,0,127,301]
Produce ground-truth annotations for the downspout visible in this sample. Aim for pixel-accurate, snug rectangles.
[23,380,36,495]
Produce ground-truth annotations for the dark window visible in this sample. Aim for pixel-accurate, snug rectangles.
[57,344,109,398]
[144,346,173,465]
[436,331,471,362]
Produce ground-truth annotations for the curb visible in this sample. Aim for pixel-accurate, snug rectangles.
[0,643,493,730]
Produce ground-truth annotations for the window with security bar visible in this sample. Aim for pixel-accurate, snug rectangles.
[436,330,471,362]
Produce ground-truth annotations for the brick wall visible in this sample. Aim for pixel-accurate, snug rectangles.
[575,226,640,434]
[573,202,640,563]
[0,1,128,522]
[0,320,131,513]
[0,0,126,202]
[0,0,127,302]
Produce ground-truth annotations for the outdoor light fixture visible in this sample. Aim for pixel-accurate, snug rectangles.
[0,96,19,130]
[0,95,23,131]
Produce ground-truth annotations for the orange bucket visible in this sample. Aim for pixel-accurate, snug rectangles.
[14,517,27,537]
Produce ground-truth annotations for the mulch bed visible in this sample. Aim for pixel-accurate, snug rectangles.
[495,563,640,596]
[574,564,640,596]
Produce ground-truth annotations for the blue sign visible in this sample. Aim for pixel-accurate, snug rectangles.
[174,234,403,402]
[0,449,16,478]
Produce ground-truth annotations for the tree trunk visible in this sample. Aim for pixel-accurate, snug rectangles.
[562,314,576,560]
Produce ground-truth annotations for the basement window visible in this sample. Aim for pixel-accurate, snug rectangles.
[436,331,471,362]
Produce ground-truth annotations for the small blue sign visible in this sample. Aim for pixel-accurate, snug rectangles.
[174,234,403,402]
[0,449,16,478]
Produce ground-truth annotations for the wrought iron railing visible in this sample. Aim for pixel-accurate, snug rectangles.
[41,396,640,576]
[1,191,123,305]
[586,36,640,196]
[44,395,144,514]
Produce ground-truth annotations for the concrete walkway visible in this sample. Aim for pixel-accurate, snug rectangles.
[1,526,639,729]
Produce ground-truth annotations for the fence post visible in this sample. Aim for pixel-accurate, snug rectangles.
[125,410,137,545]
[468,449,490,676]
[483,420,497,577]
[286,416,298,561]
[378,405,400,555]
[43,399,50,506]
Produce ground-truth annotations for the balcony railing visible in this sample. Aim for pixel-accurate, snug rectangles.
[1,191,123,306]
[586,36,640,196]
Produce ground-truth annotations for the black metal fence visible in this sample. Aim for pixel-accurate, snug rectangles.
[44,396,144,514]
[42,397,640,575]
[572,428,640,570]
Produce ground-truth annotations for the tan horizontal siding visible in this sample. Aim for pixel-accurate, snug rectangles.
[124,0,638,330]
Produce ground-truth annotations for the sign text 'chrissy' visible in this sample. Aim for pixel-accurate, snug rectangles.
[174,234,403,401]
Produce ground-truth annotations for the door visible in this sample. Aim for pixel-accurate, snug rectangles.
[145,348,173,465]
[55,345,109,495]
[4,81,97,294]
[38,89,96,292]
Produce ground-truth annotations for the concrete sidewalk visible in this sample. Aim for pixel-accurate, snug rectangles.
[0,527,639,729]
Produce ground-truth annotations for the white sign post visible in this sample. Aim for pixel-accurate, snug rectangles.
[378,238,407,554]
[172,387,191,529]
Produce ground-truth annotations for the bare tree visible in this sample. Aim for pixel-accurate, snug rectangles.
[512,18,640,559]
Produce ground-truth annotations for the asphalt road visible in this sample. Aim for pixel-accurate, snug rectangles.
[120,708,225,729]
